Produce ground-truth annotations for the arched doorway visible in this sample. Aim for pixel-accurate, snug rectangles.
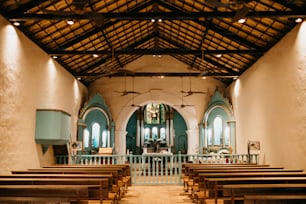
[125,103,188,155]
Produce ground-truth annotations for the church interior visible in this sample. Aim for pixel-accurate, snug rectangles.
[1,0,306,203]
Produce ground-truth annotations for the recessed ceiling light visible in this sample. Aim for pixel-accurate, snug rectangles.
[77,77,81,80]
[93,54,99,58]
[151,19,155,23]
[295,18,303,23]
[216,54,222,58]
[202,76,207,80]
[13,21,20,26]
[67,20,74,25]
[52,56,58,59]
[158,19,162,22]
[238,18,246,24]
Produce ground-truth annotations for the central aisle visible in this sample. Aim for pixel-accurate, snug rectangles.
[120,185,193,204]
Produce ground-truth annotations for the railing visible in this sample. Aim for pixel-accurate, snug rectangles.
[55,153,259,184]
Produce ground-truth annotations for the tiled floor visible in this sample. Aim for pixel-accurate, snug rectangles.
[120,185,193,204]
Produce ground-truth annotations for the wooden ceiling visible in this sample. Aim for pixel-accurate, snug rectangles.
[1,0,305,85]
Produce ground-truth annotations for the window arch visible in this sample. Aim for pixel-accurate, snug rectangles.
[201,91,236,154]
[213,116,223,145]
[83,128,90,148]
[92,122,100,148]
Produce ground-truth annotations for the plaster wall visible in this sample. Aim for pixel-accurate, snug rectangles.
[0,16,88,174]
[229,22,306,169]
[89,56,225,154]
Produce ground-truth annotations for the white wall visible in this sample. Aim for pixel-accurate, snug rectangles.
[89,56,225,154]
[0,16,88,174]
[229,22,306,169]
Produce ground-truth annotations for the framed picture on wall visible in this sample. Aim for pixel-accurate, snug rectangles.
[248,141,260,150]
[71,141,83,150]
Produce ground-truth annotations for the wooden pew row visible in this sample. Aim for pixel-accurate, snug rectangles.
[0,174,113,192]
[223,183,306,204]
[0,178,109,203]
[185,166,287,192]
[43,164,131,188]
[206,176,306,204]
[38,166,129,198]
[0,185,98,204]
[11,167,127,203]
[183,164,289,193]
[12,167,125,199]
[182,164,271,179]
[180,164,305,204]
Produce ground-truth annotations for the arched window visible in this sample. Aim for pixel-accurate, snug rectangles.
[213,116,223,145]
[92,122,100,148]
[102,130,108,147]
[144,128,150,140]
[152,126,158,140]
[83,128,90,148]
[160,127,166,139]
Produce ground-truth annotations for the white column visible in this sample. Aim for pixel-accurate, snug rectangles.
[186,129,200,155]
[115,130,127,155]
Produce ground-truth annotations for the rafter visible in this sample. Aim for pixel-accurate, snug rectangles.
[7,10,306,21]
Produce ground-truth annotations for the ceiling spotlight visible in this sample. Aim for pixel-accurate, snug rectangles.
[93,54,99,58]
[216,54,222,58]
[158,19,162,23]
[233,76,238,80]
[67,20,74,25]
[202,76,207,80]
[77,77,81,80]
[238,18,246,24]
[151,19,156,23]
[13,21,20,26]
[295,18,303,23]
[52,56,58,59]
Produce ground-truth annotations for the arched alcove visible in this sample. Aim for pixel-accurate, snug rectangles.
[77,94,115,154]
[200,91,236,154]
[114,90,199,155]
[125,103,188,155]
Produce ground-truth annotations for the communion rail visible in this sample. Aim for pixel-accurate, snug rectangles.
[55,153,259,185]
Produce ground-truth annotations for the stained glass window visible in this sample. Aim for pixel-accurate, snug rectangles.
[145,103,165,124]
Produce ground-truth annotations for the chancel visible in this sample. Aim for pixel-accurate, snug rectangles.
[1,1,306,203]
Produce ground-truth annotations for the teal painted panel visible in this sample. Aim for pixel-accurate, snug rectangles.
[35,110,71,145]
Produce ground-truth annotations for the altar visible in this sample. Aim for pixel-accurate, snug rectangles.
[142,149,173,173]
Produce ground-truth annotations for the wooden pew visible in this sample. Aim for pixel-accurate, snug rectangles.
[222,183,306,204]
[44,164,131,188]
[206,177,306,204]
[12,167,124,202]
[183,165,288,194]
[183,164,280,185]
[186,167,303,204]
[0,178,110,203]
[195,172,306,203]
[0,184,97,204]
[244,194,306,204]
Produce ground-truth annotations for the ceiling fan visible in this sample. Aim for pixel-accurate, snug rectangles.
[129,77,142,107]
[175,78,194,108]
[115,76,141,96]
[182,76,207,97]
[204,0,253,21]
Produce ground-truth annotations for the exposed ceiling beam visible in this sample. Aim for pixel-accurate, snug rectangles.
[75,72,239,78]
[7,10,306,21]
[49,48,263,56]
